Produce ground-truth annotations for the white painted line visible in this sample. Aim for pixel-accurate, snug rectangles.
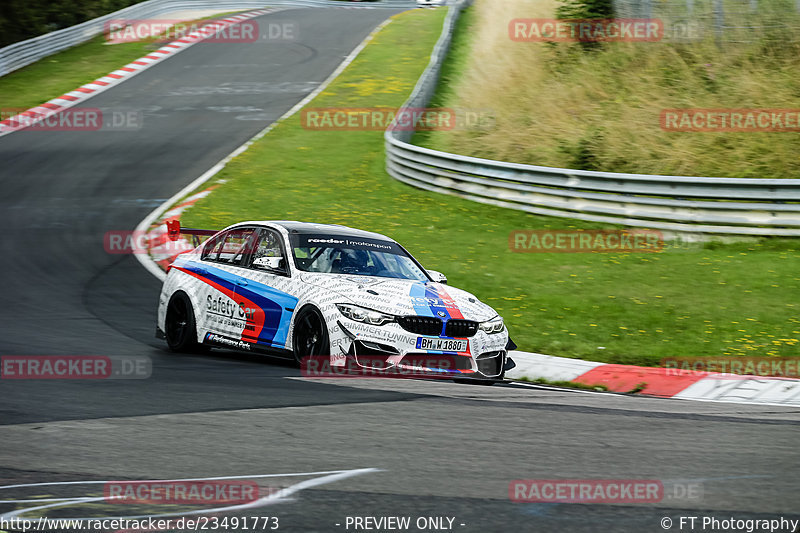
[133,17,395,282]
[506,381,612,397]
[506,350,604,382]
[670,395,800,409]
[0,468,380,521]
[0,9,282,138]
[0,469,374,491]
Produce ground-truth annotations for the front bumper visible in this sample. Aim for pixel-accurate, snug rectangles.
[334,317,509,378]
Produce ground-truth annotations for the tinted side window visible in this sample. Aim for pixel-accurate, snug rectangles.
[248,229,289,274]
[201,232,226,261]
[201,228,258,265]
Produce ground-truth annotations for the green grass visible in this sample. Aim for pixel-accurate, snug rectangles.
[180,7,800,367]
[414,0,477,135]
[417,0,800,178]
[0,35,156,109]
[0,11,244,110]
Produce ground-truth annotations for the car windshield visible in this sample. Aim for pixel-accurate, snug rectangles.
[290,233,428,281]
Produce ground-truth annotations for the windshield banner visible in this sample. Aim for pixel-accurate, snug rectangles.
[292,234,403,254]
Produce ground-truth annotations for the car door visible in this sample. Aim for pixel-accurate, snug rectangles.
[193,226,260,342]
[233,228,298,349]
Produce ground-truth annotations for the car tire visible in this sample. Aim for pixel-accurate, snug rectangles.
[292,306,330,366]
[165,292,202,352]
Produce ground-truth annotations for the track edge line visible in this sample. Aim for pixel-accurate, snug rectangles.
[132,15,397,283]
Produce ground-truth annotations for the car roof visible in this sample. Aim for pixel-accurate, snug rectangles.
[238,221,395,242]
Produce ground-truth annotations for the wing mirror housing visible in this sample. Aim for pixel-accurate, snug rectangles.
[427,270,447,284]
[253,257,284,270]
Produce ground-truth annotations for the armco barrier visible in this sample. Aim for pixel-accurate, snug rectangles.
[383,0,800,236]
[0,0,414,77]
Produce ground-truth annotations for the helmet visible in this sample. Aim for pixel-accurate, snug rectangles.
[338,249,369,273]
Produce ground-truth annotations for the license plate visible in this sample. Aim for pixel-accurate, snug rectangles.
[416,337,468,352]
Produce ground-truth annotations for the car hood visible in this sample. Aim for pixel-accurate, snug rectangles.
[299,273,498,322]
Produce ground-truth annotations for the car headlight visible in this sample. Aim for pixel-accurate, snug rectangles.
[336,303,395,327]
[479,316,505,334]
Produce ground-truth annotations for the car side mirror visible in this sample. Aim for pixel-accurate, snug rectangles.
[253,256,284,271]
[427,270,447,284]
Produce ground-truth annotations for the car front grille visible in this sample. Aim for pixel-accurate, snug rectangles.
[445,319,479,338]
[397,316,481,338]
[397,316,443,336]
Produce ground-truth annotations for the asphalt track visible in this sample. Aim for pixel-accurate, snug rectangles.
[0,5,798,533]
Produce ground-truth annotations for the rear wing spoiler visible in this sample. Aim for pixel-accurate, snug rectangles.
[166,220,217,247]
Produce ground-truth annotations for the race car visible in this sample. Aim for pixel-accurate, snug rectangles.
[156,221,515,381]
[416,0,446,6]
